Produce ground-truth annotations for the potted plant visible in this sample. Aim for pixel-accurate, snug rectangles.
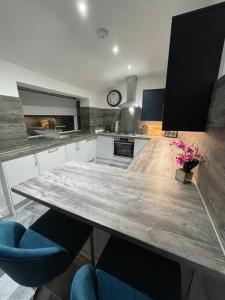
[171,140,203,183]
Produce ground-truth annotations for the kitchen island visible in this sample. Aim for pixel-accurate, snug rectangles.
[12,137,225,281]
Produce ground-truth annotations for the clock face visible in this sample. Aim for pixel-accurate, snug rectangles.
[107,90,122,107]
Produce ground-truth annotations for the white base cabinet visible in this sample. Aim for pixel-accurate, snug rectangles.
[1,138,97,211]
[134,139,148,156]
[65,142,78,162]
[96,136,114,159]
[66,139,96,163]
[86,139,96,162]
[2,155,39,206]
[97,135,148,160]
[78,139,96,162]
[36,145,67,175]
[0,179,8,217]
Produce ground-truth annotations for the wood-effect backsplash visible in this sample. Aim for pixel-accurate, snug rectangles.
[180,75,225,250]
[0,96,28,151]
[80,107,121,133]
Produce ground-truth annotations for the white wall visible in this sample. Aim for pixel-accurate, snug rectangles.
[0,58,99,107]
[0,59,167,109]
[136,74,166,106]
[97,73,166,109]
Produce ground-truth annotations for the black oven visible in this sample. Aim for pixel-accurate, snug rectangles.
[114,137,134,158]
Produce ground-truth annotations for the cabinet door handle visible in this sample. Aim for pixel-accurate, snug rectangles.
[48,147,58,153]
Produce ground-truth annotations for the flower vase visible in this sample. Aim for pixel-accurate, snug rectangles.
[175,159,199,183]
[175,169,194,183]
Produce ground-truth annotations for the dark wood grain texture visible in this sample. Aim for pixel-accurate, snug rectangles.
[80,107,121,133]
[12,139,225,279]
[0,96,28,151]
[180,75,225,252]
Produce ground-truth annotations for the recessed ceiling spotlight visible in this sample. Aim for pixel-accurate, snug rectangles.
[128,65,132,70]
[77,0,88,18]
[112,46,119,55]
[97,28,109,39]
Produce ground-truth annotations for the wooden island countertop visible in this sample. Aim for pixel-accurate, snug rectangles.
[12,137,225,279]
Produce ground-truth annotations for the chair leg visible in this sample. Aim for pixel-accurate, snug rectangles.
[90,231,96,267]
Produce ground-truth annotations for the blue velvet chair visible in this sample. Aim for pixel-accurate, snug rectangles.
[70,238,181,300]
[70,264,154,300]
[0,209,92,287]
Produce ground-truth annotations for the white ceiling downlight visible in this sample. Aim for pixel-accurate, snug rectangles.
[128,65,132,71]
[112,45,119,55]
[76,0,88,18]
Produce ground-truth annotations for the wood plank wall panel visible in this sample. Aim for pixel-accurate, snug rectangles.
[140,121,164,136]
[0,96,28,151]
[180,75,225,249]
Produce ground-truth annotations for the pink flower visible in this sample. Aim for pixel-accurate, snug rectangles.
[177,141,187,150]
[185,153,194,161]
[187,146,194,154]
[172,139,187,150]
[171,139,203,166]
[176,154,186,166]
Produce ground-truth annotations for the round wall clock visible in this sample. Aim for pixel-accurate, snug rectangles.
[107,90,122,107]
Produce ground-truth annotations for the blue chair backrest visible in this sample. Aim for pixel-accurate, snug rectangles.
[71,265,154,300]
[0,221,70,286]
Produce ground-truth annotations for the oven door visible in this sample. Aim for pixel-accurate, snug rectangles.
[114,141,134,158]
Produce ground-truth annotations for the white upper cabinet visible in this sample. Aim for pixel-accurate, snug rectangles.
[65,142,78,162]
[36,145,67,175]
[96,136,114,159]
[2,154,39,206]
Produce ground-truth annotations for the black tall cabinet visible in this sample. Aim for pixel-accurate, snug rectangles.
[162,2,225,131]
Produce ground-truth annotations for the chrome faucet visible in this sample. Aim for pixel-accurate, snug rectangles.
[55,125,66,137]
